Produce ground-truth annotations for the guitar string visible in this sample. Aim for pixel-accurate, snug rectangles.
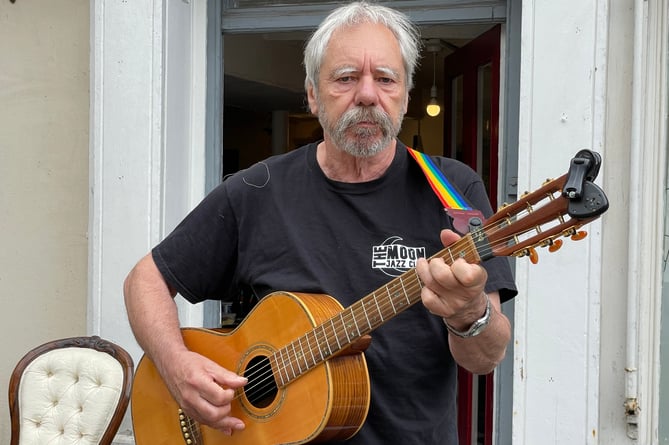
[234,199,579,402]
[234,199,581,402]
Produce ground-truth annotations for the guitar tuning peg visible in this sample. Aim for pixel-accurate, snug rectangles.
[528,247,539,264]
[571,230,588,241]
[548,239,563,252]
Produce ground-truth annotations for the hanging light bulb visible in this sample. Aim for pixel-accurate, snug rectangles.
[426,49,441,117]
[426,87,441,117]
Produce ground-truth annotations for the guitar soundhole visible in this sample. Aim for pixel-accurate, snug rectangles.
[243,355,278,408]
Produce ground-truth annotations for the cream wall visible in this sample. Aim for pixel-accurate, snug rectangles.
[0,1,89,442]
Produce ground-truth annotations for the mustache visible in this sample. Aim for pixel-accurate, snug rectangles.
[336,106,394,135]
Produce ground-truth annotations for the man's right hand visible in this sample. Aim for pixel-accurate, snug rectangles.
[159,350,248,435]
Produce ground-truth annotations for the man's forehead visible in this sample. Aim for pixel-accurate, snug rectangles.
[324,24,404,69]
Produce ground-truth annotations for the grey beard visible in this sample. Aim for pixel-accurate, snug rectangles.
[319,106,403,158]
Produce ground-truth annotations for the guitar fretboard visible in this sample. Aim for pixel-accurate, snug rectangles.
[269,234,480,387]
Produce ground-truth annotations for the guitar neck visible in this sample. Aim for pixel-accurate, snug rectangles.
[271,235,481,387]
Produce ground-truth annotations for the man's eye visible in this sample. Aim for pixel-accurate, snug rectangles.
[378,77,394,84]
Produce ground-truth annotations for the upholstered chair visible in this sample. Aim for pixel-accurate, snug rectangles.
[8,336,134,445]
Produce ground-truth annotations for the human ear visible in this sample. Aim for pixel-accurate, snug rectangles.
[307,82,319,115]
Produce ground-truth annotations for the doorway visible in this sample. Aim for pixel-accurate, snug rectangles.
[442,25,502,445]
[218,3,517,444]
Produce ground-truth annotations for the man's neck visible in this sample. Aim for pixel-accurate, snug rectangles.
[316,140,397,183]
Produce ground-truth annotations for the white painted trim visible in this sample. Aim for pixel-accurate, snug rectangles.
[89,0,167,360]
[89,0,104,337]
[161,0,209,327]
[181,0,210,327]
[584,0,609,442]
[90,0,209,436]
[511,0,534,441]
[89,0,209,369]
[627,1,668,443]
[513,1,607,443]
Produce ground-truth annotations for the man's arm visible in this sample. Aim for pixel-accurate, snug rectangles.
[416,230,512,375]
[123,253,247,434]
[445,290,510,374]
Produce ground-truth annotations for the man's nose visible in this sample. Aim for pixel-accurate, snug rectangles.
[354,75,379,107]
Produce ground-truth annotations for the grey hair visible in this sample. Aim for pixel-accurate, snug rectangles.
[304,1,421,96]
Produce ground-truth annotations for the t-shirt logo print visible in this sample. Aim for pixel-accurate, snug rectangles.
[372,236,426,277]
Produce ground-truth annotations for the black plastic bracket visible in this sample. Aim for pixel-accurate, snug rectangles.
[563,150,609,218]
[563,149,602,199]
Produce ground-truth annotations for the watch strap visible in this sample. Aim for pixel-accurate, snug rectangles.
[443,292,491,338]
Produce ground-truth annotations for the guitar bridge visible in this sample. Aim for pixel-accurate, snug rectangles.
[178,408,202,445]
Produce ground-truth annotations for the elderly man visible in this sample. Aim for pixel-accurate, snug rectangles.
[124,2,516,444]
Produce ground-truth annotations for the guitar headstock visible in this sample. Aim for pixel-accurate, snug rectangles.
[480,150,609,263]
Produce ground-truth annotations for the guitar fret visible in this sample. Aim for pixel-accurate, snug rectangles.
[305,333,317,367]
[297,336,306,368]
[311,330,324,362]
[321,324,333,357]
[271,355,286,387]
[367,298,380,326]
[388,283,407,309]
[275,349,283,384]
[302,337,310,369]
[285,347,296,379]
[350,308,361,338]
[291,342,302,374]
[278,348,290,383]
[360,299,373,331]
[415,270,423,288]
[339,312,351,343]
[399,277,411,304]
[330,318,341,349]
[296,337,307,369]
[301,337,310,369]
[373,294,385,322]
[387,285,398,314]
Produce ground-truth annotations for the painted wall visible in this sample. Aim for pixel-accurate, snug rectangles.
[513,0,612,442]
[0,1,90,442]
[514,1,667,444]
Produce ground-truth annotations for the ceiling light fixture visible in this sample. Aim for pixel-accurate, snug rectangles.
[425,40,442,118]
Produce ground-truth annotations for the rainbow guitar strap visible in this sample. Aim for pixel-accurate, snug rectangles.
[406,146,485,235]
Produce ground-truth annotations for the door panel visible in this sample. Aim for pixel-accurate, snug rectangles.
[444,24,501,209]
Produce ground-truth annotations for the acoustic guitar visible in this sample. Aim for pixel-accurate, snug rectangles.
[131,150,609,445]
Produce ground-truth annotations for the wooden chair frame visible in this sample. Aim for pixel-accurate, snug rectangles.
[8,336,134,445]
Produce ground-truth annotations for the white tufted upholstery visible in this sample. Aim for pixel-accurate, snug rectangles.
[9,337,133,445]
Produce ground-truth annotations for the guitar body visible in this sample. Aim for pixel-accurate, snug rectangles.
[131,291,371,445]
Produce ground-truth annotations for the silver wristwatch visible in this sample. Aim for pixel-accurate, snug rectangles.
[443,292,492,338]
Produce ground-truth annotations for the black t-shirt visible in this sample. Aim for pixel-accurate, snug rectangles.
[153,141,517,445]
